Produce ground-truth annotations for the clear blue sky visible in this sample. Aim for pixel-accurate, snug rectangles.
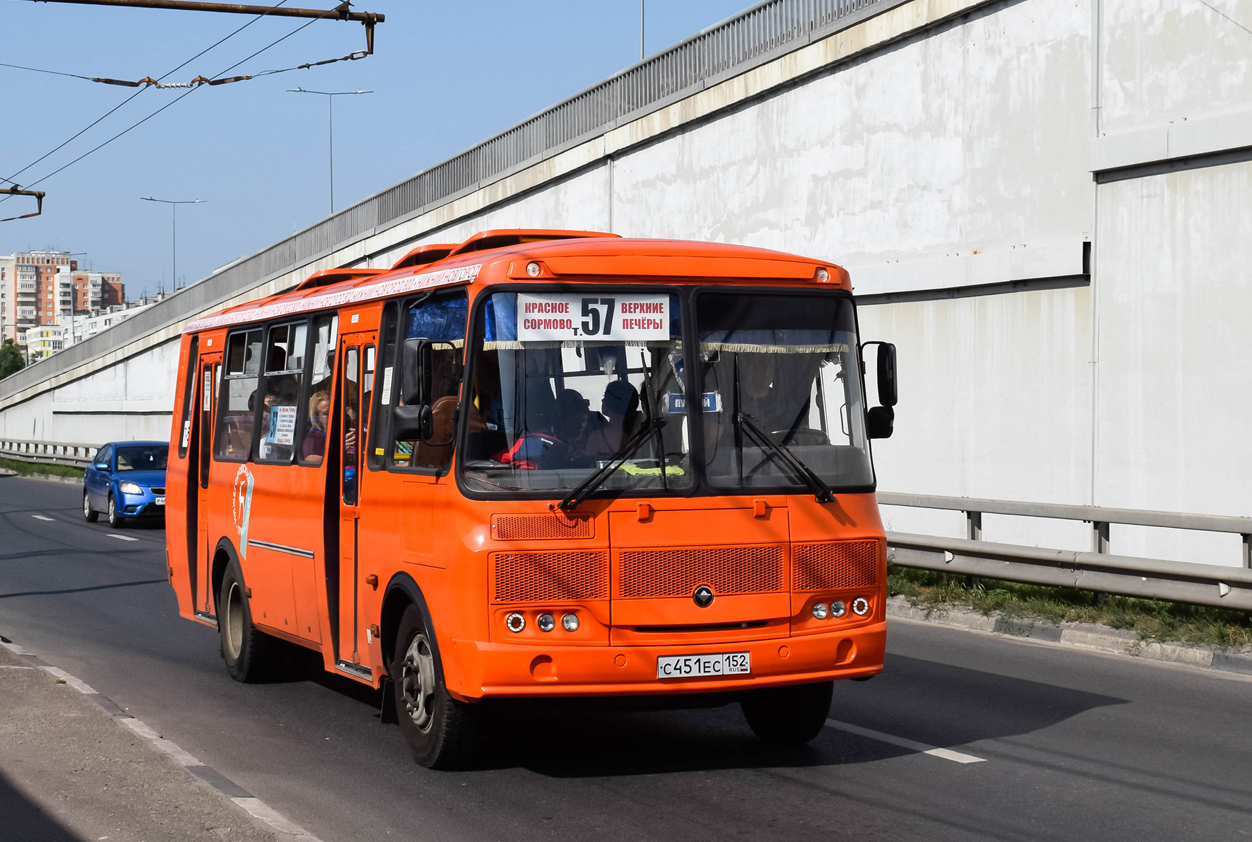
[1,1,751,298]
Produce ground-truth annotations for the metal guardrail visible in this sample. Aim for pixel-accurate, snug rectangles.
[0,0,899,401]
[878,492,1252,610]
[0,439,95,468]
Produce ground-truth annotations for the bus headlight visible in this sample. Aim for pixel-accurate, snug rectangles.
[852,597,870,616]
[505,612,525,633]
[561,613,579,632]
[830,601,847,618]
[811,602,829,620]
[537,613,555,632]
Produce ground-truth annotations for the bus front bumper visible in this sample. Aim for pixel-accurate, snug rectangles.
[450,621,885,700]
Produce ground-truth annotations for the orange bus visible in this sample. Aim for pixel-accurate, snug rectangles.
[165,230,898,768]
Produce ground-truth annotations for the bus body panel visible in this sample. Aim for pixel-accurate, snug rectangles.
[166,235,892,707]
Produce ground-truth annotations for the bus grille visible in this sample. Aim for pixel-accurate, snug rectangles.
[491,512,594,540]
[618,546,784,598]
[492,551,608,602]
[792,541,880,591]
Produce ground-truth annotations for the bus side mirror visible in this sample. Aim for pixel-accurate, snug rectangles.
[400,338,433,406]
[861,341,897,408]
[866,406,894,439]
[392,403,433,441]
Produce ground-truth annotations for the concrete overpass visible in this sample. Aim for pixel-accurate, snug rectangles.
[2,0,1250,566]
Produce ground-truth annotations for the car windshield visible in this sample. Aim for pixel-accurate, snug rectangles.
[115,445,168,472]
[696,291,873,492]
[462,290,692,495]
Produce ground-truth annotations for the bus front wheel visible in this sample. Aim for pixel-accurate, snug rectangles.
[740,680,834,746]
[218,561,275,683]
[392,605,476,769]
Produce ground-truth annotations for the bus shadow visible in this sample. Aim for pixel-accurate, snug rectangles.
[461,654,1128,777]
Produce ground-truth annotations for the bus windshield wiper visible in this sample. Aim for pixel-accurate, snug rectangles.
[738,412,835,503]
[558,414,666,511]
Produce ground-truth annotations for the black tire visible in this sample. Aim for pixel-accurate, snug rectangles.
[83,491,99,523]
[392,604,476,769]
[218,560,276,683]
[106,493,124,528]
[741,680,834,746]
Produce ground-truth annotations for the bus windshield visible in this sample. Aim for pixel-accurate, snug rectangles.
[696,290,873,493]
[461,286,874,497]
[463,290,692,494]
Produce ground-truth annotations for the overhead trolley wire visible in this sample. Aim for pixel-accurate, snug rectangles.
[0,0,296,199]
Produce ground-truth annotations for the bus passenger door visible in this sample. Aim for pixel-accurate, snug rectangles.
[197,354,221,615]
[336,334,375,674]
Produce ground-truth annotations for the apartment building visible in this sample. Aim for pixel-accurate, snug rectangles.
[0,251,124,343]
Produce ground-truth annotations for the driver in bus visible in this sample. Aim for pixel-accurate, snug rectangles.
[584,380,640,460]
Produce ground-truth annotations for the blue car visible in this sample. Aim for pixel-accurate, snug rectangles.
[83,440,168,528]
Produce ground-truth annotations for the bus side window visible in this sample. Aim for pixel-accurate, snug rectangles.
[255,321,307,465]
[299,313,338,466]
[177,336,198,459]
[367,301,398,472]
[388,291,467,474]
[215,329,263,462]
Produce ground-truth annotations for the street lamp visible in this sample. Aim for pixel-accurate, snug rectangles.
[140,197,205,292]
[288,88,374,215]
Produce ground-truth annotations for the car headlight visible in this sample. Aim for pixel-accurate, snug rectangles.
[119,481,143,495]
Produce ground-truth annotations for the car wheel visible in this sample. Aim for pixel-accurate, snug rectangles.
[106,493,123,528]
[392,604,476,769]
[218,560,276,683]
[83,491,98,523]
[741,680,834,746]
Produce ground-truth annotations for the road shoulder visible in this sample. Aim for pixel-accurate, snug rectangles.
[0,637,317,841]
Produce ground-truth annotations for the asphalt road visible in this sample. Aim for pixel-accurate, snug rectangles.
[0,474,1249,842]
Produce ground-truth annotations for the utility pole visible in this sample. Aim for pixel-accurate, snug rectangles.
[140,197,204,291]
[288,88,373,215]
[640,0,645,60]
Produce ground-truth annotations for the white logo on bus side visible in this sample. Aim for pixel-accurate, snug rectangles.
[232,465,255,557]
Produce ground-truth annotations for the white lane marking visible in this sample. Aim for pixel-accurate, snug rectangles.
[231,798,325,841]
[825,718,986,764]
[31,514,54,522]
[41,666,98,695]
[107,534,139,542]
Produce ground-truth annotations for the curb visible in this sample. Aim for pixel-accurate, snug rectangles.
[0,636,324,841]
[886,595,1252,677]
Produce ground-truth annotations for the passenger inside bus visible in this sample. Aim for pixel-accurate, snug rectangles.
[302,390,331,463]
[583,379,640,460]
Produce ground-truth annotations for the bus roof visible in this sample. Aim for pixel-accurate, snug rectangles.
[184,230,847,333]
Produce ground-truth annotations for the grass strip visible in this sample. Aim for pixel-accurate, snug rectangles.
[0,456,85,480]
[889,565,1252,650]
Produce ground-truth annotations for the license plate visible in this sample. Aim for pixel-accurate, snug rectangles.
[656,652,750,679]
[154,496,165,506]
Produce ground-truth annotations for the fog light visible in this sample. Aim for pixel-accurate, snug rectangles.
[561,613,579,632]
[830,600,847,618]
[811,602,828,620]
[852,597,870,616]
[526,261,541,277]
[537,613,555,632]
[505,612,525,633]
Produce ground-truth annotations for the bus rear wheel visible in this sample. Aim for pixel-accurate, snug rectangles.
[218,561,275,683]
[392,605,476,769]
[741,680,834,746]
